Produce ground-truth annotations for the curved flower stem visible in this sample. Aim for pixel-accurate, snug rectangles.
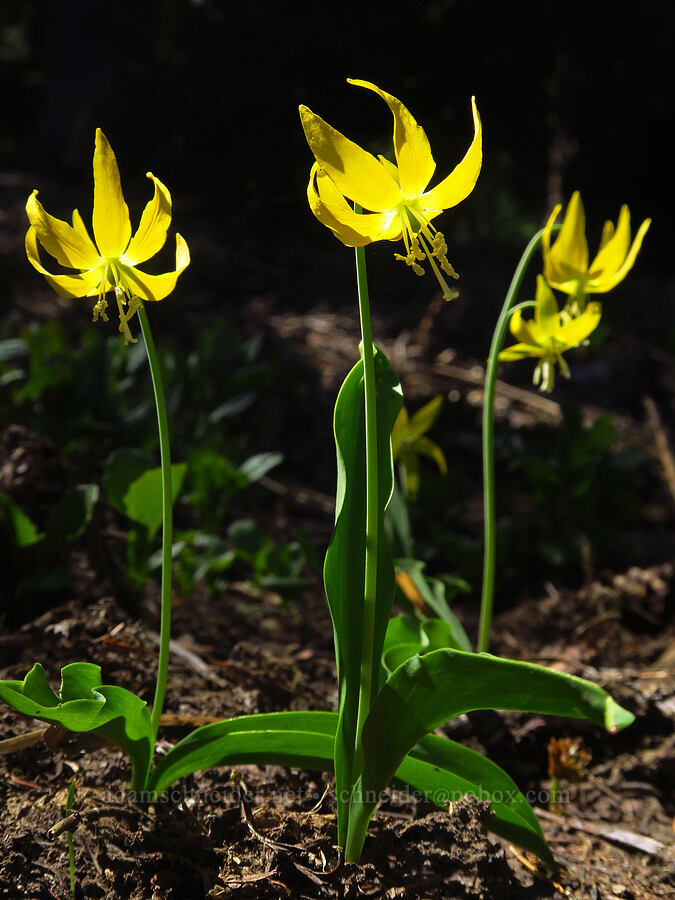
[353,205,378,771]
[477,225,559,653]
[137,304,173,741]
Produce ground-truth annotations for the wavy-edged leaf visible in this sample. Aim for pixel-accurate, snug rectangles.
[346,649,634,860]
[323,348,402,842]
[0,662,153,790]
[381,614,470,675]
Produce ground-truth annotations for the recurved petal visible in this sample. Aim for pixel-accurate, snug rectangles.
[25,226,103,298]
[534,276,561,337]
[589,205,630,279]
[123,173,172,265]
[416,436,447,476]
[92,128,132,258]
[26,190,100,269]
[498,342,544,361]
[417,97,482,212]
[299,105,401,212]
[558,301,602,347]
[348,79,435,199]
[542,202,562,283]
[117,233,190,302]
[549,191,589,275]
[307,163,400,247]
[509,307,539,346]
[587,217,651,292]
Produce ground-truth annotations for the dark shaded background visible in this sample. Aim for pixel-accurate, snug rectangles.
[0,0,673,616]
[1,0,673,413]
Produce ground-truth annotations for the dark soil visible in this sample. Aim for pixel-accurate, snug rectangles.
[1,546,674,899]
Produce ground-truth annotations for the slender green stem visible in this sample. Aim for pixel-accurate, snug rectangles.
[352,207,379,771]
[477,226,559,653]
[137,304,174,741]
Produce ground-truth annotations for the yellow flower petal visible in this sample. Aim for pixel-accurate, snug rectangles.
[542,202,562,284]
[416,436,447,476]
[548,191,589,277]
[307,163,400,247]
[391,406,409,458]
[92,128,132,258]
[587,216,651,293]
[418,97,482,212]
[509,307,539,345]
[347,79,436,199]
[406,395,443,444]
[534,276,560,337]
[588,204,630,281]
[123,173,172,266]
[558,301,602,346]
[25,226,103,298]
[116,233,190,302]
[499,342,544,361]
[25,190,99,269]
[299,105,401,212]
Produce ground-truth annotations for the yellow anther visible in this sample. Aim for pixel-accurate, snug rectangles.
[92,297,109,323]
[114,287,140,346]
[395,251,425,276]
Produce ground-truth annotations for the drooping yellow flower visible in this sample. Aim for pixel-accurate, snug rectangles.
[26,129,190,345]
[499,275,601,393]
[299,79,481,300]
[391,395,447,499]
[542,191,650,312]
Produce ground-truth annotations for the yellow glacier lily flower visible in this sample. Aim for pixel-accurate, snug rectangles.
[26,128,190,345]
[499,275,602,393]
[299,79,481,300]
[391,394,447,500]
[542,190,650,312]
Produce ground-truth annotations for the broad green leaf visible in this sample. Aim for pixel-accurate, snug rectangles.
[147,709,551,863]
[323,348,403,843]
[0,662,153,791]
[124,463,187,539]
[381,613,471,675]
[346,649,634,860]
[148,710,338,796]
[0,493,43,547]
[399,735,553,865]
[103,448,154,514]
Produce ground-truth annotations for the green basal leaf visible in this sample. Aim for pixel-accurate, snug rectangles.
[148,711,337,797]
[0,663,153,791]
[147,710,551,863]
[381,614,471,675]
[346,648,634,860]
[323,348,403,844]
[399,735,553,865]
